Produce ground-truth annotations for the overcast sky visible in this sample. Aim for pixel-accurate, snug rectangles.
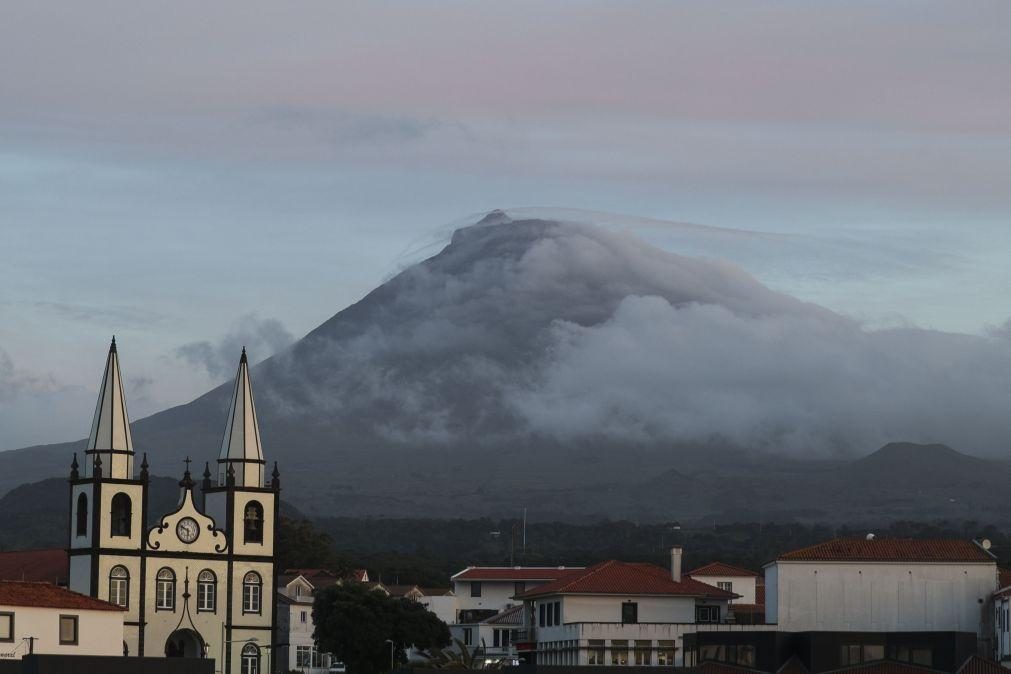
[2,1,1011,450]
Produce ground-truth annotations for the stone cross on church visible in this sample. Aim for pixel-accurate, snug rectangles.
[67,338,279,674]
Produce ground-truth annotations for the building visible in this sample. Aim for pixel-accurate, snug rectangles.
[688,562,765,624]
[276,573,332,674]
[765,537,996,633]
[450,566,583,622]
[66,339,278,674]
[513,548,737,666]
[991,568,1011,663]
[0,580,125,658]
[0,549,69,586]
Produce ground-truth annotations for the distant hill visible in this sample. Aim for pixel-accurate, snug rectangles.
[2,213,1011,523]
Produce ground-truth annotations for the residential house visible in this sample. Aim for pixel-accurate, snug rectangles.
[688,562,765,624]
[450,566,583,623]
[991,567,1011,664]
[0,580,125,658]
[513,548,737,666]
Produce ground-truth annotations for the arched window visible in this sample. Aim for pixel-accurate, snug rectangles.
[241,643,260,674]
[197,569,217,613]
[243,501,264,544]
[156,568,176,611]
[110,493,132,537]
[109,565,129,607]
[76,493,88,537]
[242,571,262,614]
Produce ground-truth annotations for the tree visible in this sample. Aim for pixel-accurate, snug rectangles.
[276,517,351,574]
[314,582,451,674]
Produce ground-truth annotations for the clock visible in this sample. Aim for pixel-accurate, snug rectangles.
[176,517,200,543]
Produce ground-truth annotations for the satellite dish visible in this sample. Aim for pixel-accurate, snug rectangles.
[982,539,993,550]
[866,533,875,541]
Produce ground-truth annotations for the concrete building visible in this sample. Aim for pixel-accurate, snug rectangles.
[0,580,125,659]
[66,340,278,673]
[513,549,736,666]
[450,566,583,622]
[689,561,765,624]
[764,537,996,634]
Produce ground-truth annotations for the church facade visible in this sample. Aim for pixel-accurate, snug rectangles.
[67,339,278,674]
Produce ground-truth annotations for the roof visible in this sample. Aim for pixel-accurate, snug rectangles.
[776,656,810,674]
[728,603,764,614]
[822,662,943,674]
[776,538,994,563]
[689,562,760,578]
[0,581,124,612]
[756,585,766,605]
[485,605,525,626]
[517,560,737,599]
[386,584,424,598]
[999,567,1011,589]
[452,566,582,582]
[0,548,69,584]
[218,349,265,469]
[955,656,1006,674]
[695,662,763,674]
[87,337,134,458]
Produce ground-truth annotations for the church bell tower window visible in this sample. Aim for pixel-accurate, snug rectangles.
[109,565,129,607]
[75,493,88,537]
[242,571,262,614]
[110,493,132,537]
[243,501,264,544]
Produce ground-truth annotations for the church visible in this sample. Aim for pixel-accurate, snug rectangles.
[67,338,278,674]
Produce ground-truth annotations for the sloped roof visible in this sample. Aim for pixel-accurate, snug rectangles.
[86,337,134,457]
[998,567,1011,589]
[452,567,581,582]
[822,662,943,674]
[0,581,124,611]
[485,605,525,625]
[218,349,264,469]
[776,656,809,674]
[0,548,69,584]
[695,661,763,674]
[776,538,993,563]
[689,562,760,578]
[955,656,1006,674]
[517,560,737,599]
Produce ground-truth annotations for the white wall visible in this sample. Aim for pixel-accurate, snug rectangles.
[557,595,697,625]
[689,576,756,605]
[772,561,996,632]
[419,596,458,625]
[0,605,124,658]
[452,581,524,614]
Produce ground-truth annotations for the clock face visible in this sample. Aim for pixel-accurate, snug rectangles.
[176,517,200,543]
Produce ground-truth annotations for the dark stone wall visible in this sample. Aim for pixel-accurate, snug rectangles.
[10,655,213,674]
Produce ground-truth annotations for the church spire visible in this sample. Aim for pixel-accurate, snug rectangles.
[217,348,265,487]
[84,336,134,479]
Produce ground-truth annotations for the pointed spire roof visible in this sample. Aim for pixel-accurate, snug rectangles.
[218,347,264,465]
[87,337,133,453]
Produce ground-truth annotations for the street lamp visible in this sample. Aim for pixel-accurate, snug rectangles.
[385,639,396,672]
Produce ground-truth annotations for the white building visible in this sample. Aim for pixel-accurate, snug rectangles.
[688,561,765,624]
[276,573,333,673]
[0,580,125,659]
[514,548,736,666]
[992,569,1011,664]
[450,566,583,621]
[765,537,997,634]
[67,340,277,674]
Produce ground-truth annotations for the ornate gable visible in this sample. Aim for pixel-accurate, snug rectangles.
[147,488,228,554]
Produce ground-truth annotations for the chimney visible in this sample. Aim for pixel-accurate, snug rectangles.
[670,546,683,583]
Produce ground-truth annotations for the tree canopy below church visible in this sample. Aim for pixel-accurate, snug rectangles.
[313,582,451,674]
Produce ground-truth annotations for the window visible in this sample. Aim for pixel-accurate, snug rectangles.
[493,629,511,649]
[110,493,132,537]
[912,649,932,667]
[156,568,175,611]
[470,581,482,598]
[300,610,307,624]
[296,645,312,667]
[0,612,13,643]
[76,493,88,537]
[59,615,78,645]
[197,570,216,613]
[634,640,652,665]
[696,605,720,623]
[621,601,638,624]
[241,643,260,674]
[840,645,862,666]
[463,628,473,646]
[738,645,756,667]
[514,581,526,596]
[553,601,561,625]
[657,640,676,666]
[109,566,129,607]
[538,603,546,627]
[610,640,628,665]
[717,581,733,593]
[243,571,262,614]
[295,585,302,598]
[864,645,884,662]
[243,501,264,544]
[587,640,605,665]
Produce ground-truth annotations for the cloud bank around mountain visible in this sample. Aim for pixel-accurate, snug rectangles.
[255,214,1011,459]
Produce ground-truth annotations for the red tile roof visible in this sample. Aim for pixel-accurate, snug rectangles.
[729,603,764,614]
[689,562,760,578]
[452,567,582,582]
[696,661,763,674]
[823,662,940,674]
[777,538,994,563]
[517,560,737,599]
[756,585,766,605]
[0,581,124,611]
[776,656,809,674]
[0,548,68,584]
[956,656,1006,674]
[999,567,1011,589]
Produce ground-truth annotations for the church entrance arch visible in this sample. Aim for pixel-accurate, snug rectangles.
[165,628,204,658]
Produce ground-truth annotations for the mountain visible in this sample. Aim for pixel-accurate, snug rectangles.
[4,212,1011,523]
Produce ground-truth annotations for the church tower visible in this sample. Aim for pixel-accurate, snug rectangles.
[68,337,149,655]
[204,349,279,674]
[68,341,278,673]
